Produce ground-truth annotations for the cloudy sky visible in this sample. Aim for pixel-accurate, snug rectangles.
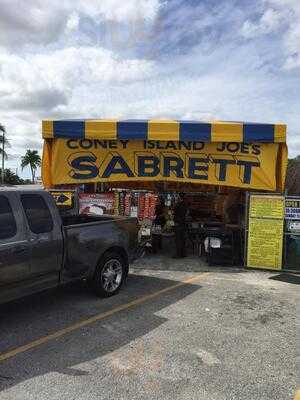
[0,0,299,178]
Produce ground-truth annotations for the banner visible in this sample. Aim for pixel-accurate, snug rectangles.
[247,194,284,270]
[79,193,115,215]
[45,139,280,191]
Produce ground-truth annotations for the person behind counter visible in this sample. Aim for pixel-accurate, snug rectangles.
[152,198,166,253]
[173,193,188,258]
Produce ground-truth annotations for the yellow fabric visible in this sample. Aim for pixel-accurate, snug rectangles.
[41,140,53,188]
[42,120,53,138]
[274,124,286,142]
[43,139,281,191]
[85,120,117,140]
[276,143,288,192]
[148,120,180,140]
[211,121,243,142]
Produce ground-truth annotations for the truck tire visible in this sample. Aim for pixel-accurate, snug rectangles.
[93,252,126,297]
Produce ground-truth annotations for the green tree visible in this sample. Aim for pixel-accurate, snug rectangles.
[286,155,300,195]
[0,124,9,160]
[21,150,41,184]
[0,124,9,154]
[0,124,10,184]
[0,168,23,185]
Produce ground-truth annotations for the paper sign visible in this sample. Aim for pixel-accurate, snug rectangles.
[247,194,284,270]
[50,191,73,207]
[79,193,115,215]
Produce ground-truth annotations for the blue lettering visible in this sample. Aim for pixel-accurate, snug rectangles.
[237,160,260,184]
[102,156,134,178]
[188,157,209,180]
[69,154,99,180]
[213,159,236,181]
[163,156,184,178]
[138,156,160,177]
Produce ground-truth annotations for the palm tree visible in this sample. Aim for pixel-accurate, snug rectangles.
[0,124,9,159]
[21,150,41,184]
[0,124,9,184]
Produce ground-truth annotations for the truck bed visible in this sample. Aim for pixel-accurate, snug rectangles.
[62,214,116,226]
[61,214,138,282]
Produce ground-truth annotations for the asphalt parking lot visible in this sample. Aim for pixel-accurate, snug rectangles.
[0,255,298,400]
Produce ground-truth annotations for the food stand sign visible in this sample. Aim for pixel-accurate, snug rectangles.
[79,193,115,215]
[284,197,300,270]
[247,194,285,270]
[49,190,73,207]
[41,120,287,193]
[285,198,300,220]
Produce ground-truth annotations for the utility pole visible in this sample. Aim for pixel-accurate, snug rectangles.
[1,129,4,185]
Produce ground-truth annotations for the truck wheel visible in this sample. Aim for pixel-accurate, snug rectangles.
[93,252,126,297]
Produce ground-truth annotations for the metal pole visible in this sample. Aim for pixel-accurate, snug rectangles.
[1,129,4,185]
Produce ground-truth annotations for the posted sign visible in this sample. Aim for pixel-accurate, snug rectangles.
[50,191,73,207]
[285,198,300,220]
[79,193,115,215]
[247,194,284,270]
[43,139,280,191]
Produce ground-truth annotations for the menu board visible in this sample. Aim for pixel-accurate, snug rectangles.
[247,218,284,270]
[247,194,284,270]
[285,198,300,220]
[249,195,284,219]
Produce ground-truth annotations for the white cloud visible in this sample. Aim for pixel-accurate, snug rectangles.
[282,11,300,69]
[65,13,80,34]
[241,8,282,38]
[0,46,154,113]
[78,0,162,22]
[0,0,69,46]
[268,0,300,70]
[0,0,163,47]
[241,0,300,70]
[0,44,155,172]
[1,0,300,178]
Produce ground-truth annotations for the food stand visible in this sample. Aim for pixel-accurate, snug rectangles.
[41,119,288,268]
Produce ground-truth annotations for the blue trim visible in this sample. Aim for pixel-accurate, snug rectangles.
[243,123,274,142]
[53,120,85,139]
[48,119,280,143]
[117,120,148,140]
[179,121,211,141]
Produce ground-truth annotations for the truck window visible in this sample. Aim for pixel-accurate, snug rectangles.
[21,194,54,234]
[0,195,17,240]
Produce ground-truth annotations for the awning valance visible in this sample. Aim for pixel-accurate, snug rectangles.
[42,119,286,143]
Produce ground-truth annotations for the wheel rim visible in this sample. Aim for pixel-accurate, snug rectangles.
[101,259,123,292]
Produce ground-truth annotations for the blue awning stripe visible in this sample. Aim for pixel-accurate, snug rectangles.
[53,120,85,139]
[179,121,211,141]
[117,120,148,140]
[243,123,275,143]
[46,119,286,143]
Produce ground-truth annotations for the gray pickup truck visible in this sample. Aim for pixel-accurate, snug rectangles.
[0,188,139,304]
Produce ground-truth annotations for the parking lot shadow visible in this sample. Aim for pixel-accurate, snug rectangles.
[269,273,300,285]
[0,273,202,392]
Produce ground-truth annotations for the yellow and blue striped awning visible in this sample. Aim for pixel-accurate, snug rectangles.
[42,119,286,143]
